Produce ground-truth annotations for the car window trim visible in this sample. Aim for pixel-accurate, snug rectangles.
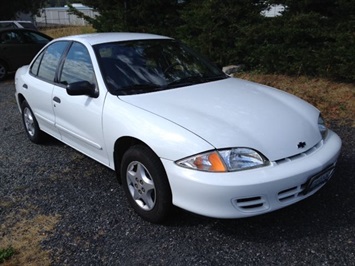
[55,40,74,85]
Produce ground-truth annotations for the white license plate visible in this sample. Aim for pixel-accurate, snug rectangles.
[304,166,335,195]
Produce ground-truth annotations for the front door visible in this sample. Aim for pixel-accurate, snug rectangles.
[52,42,109,166]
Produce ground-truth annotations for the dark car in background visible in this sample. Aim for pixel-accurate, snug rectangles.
[0,20,38,30]
[0,28,52,81]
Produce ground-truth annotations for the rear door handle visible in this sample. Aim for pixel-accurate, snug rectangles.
[22,84,28,89]
[53,96,61,103]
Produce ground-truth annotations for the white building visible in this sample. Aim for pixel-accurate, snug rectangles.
[36,3,99,27]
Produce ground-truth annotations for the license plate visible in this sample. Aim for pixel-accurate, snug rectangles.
[303,166,335,195]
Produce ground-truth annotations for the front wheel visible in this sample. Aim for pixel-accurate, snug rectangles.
[21,100,44,144]
[121,145,172,223]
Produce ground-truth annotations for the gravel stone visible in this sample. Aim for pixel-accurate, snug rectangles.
[1,78,354,265]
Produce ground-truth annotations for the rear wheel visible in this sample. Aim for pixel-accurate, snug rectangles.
[121,145,172,223]
[0,61,7,81]
[21,100,44,143]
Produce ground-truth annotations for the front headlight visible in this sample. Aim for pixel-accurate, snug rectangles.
[176,148,269,172]
[318,114,328,139]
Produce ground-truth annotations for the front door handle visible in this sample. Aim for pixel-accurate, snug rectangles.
[53,96,61,103]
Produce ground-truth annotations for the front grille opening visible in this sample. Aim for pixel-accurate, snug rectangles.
[237,196,261,203]
[278,186,302,202]
[234,196,268,212]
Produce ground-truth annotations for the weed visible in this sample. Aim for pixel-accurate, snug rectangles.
[0,247,15,263]
[1,210,60,265]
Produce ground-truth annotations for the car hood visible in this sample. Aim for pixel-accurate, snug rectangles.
[120,78,322,161]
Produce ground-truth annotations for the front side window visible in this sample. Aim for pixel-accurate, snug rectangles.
[36,41,69,82]
[0,31,23,44]
[94,39,226,95]
[59,42,96,86]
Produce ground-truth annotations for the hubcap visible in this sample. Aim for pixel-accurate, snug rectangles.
[126,161,156,211]
[23,107,35,137]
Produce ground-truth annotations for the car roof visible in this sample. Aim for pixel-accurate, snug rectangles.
[0,28,38,33]
[0,28,51,38]
[56,32,172,45]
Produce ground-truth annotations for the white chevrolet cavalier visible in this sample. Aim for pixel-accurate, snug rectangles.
[15,33,342,223]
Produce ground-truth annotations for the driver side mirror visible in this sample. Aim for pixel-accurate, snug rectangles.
[66,81,99,98]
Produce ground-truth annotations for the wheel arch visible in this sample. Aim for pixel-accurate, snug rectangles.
[17,93,26,110]
[113,136,160,183]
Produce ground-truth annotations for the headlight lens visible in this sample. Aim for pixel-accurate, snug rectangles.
[318,114,328,139]
[176,148,269,172]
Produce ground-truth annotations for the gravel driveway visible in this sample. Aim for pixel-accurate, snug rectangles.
[1,78,354,265]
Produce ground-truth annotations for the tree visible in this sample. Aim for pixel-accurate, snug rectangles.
[0,0,47,20]
[70,0,355,81]
[178,0,267,65]
[257,0,355,81]
[77,0,184,34]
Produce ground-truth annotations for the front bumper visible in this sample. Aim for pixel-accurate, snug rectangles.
[162,130,342,218]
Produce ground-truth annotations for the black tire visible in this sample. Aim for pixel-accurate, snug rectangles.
[121,145,172,223]
[0,60,8,81]
[21,100,44,144]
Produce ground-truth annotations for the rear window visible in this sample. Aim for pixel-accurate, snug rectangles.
[19,22,37,30]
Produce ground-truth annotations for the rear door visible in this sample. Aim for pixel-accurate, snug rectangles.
[23,41,70,138]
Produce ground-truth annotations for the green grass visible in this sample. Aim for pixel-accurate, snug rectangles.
[0,247,15,263]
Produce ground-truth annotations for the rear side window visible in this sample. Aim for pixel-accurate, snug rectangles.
[0,22,16,29]
[34,41,69,82]
[0,30,23,44]
[30,52,44,76]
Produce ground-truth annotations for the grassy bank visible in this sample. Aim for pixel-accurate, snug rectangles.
[41,25,96,38]
[236,73,355,127]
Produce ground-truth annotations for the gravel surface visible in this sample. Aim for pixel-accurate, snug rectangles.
[1,78,354,265]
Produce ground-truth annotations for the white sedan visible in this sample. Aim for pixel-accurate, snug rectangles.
[15,33,342,223]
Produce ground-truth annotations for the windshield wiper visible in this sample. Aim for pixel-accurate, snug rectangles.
[203,73,229,82]
[167,76,207,88]
[167,74,228,88]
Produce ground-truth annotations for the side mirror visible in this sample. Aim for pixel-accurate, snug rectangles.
[66,81,98,98]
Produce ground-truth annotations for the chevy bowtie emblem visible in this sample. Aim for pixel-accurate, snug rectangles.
[297,142,306,149]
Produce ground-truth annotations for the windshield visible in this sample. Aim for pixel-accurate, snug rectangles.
[94,39,227,95]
